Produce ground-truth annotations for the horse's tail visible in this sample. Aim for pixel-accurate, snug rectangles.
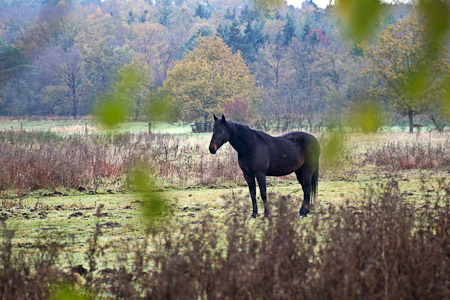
[311,143,320,203]
[311,164,319,203]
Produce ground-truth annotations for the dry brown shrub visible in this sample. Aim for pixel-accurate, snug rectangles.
[362,141,450,170]
[0,131,244,193]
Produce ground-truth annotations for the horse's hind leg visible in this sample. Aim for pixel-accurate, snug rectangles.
[243,172,258,218]
[256,174,269,218]
[296,168,313,217]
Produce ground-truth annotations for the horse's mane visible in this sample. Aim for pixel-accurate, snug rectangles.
[231,122,252,140]
[227,121,256,152]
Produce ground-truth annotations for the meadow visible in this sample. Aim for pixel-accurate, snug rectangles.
[1,121,450,299]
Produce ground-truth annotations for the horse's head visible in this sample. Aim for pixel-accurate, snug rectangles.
[209,114,230,154]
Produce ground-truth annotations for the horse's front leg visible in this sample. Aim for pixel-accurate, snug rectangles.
[243,172,257,218]
[256,174,269,218]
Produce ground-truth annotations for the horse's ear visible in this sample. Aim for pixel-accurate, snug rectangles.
[213,114,218,121]
[221,114,226,123]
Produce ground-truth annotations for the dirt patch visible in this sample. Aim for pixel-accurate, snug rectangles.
[69,212,83,218]
[100,222,121,228]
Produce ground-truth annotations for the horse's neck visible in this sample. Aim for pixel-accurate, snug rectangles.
[228,123,253,155]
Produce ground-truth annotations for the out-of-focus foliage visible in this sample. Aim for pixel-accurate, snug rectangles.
[419,0,450,49]
[147,92,173,122]
[321,130,345,167]
[129,163,169,225]
[96,62,144,128]
[50,284,92,300]
[336,0,383,41]
[349,101,385,133]
[160,36,257,122]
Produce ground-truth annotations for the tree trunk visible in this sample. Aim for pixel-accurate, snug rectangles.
[408,110,413,133]
[431,115,444,132]
[72,87,77,118]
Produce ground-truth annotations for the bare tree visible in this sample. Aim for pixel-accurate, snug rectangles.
[40,47,83,117]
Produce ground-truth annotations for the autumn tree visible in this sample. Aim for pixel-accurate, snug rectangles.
[128,22,167,83]
[286,35,325,129]
[160,36,257,123]
[363,14,450,133]
[19,1,81,59]
[314,43,368,128]
[81,39,122,97]
[224,97,251,124]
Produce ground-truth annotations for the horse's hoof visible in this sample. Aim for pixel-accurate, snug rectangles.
[250,214,257,219]
[263,214,269,219]
[299,208,309,218]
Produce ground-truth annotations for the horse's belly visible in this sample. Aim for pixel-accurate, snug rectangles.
[266,169,295,176]
[266,156,303,176]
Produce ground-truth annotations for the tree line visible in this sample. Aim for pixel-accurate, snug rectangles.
[0,0,449,132]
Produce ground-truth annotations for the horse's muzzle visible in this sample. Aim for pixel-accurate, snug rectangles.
[209,143,217,154]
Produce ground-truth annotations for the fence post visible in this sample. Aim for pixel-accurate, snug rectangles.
[85,122,88,136]
[148,122,152,134]
[20,122,23,131]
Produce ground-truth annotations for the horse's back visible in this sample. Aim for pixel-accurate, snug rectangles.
[280,131,319,149]
[279,131,320,164]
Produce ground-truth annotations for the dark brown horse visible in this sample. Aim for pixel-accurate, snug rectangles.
[209,115,320,217]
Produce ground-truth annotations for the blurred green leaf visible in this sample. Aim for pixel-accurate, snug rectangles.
[349,101,384,133]
[322,130,345,167]
[50,284,91,300]
[405,70,428,98]
[129,165,168,222]
[147,93,172,122]
[419,0,450,42]
[95,64,143,128]
[441,84,450,108]
[336,0,382,41]
[96,96,128,128]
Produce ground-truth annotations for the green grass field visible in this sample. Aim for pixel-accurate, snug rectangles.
[3,167,443,267]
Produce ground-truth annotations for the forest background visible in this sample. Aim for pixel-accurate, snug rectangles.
[2,0,449,133]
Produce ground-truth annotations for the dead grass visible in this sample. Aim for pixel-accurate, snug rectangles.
[0,131,242,194]
[51,124,97,134]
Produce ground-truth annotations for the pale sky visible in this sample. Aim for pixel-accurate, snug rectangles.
[286,0,332,9]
